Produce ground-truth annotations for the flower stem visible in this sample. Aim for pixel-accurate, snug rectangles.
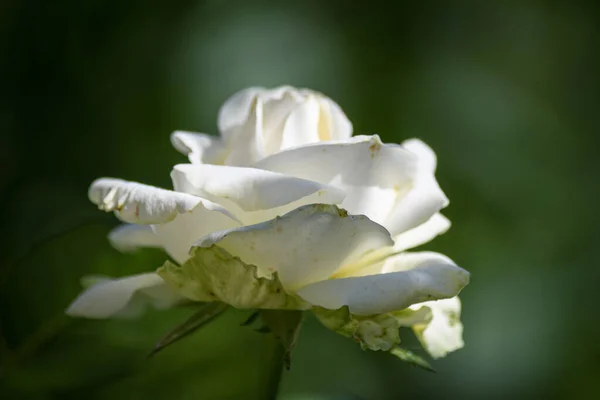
[260,332,285,400]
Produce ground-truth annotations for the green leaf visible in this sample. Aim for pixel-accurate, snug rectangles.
[390,347,435,372]
[261,310,304,370]
[149,302,228,357]
[157,245,308,310]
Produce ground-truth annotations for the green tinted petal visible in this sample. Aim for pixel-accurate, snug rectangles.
[157,245,309,310]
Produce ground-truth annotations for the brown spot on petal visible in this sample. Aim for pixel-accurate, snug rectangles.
[369,141,381,158]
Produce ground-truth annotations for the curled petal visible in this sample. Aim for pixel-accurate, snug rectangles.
[406,297,464,359]
[158,246,308,310]
[279,96,321,149]
[170,131,227,164]
[256,136,419,234]
[171,164,345,224]
[317,96,353,141]
[88,178,202,224]
[66,273,183,319]
[108,224,161,252]
[296,252,469,315]
[256,135,449,236]
[218,87,264,135]
[393,213,451,252]
[217,86,352,165]
[384,174,448,236]
[402,138,438,173]
[152,200,241,264]
[195,204,393,290]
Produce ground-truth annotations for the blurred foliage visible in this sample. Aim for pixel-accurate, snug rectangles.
[1,0,599,399]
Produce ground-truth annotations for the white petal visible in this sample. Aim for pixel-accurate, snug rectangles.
[88,178,202,224]
[393,213,451,252]
[260,88,305,155]
[108,224,161,252]
[383,139,448,234]
[296,251,469,315]
[152,198,241,264]
[402,138,437,173]
[409,297,464,358]
[222,95,264,166]
[171,164,345,223]
[255,135,419,233]
[317,96,353,141]
[217,87,264,134]
[279,96,321,149]
[66,273,183,319]
[170,131,227,165]
[195,204,394,290]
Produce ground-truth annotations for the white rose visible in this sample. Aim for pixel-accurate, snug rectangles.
[67,87,469,359]
[170,86,352,166]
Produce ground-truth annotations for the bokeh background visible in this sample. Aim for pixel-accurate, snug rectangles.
[2,1,599,399]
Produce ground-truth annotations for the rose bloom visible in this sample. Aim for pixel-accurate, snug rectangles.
[68,86,469,358]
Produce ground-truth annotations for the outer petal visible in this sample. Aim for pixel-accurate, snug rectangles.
[88,178,202,224]
[255,135,418,232]
[108,224,161,252]
[66,273,183,319]
[408,297,464,359]
[170,131,227,165]
[402,138,437,173]
[152,199,241,264]
[384,139,448,234]
[296,251,469,315]
[195,204,394,290]
[393,213,451,252]
[171,164,345,224]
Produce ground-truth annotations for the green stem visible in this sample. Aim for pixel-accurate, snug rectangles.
[260,333,285,400]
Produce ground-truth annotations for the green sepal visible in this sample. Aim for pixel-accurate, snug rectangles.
[157,245,308,310]
[261,310,304,370]
[240,310,261,326]
[390,347,435,372]
[313,307,399,351]
[148,301,228,357]
[313,306,435,370]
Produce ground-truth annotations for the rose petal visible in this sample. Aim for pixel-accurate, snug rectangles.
[152,199,241,264]
[66,273,183,319]
[171,164,345,225]
[195,204,394,290]
[402,138,437,173]
[383,139,449,234]
[218,87,264,134]
[256,135,418,233]
[170,131,227,164]
[408,297,464,358]
[108,224,161,252]
[317,96,353,141]
[279,96,321,149]
[257,135,448,236]
[88,178,202,224]
[393,213,451,252]
[296,251,469,315]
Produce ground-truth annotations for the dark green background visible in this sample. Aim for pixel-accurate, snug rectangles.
[1,1,598,399]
